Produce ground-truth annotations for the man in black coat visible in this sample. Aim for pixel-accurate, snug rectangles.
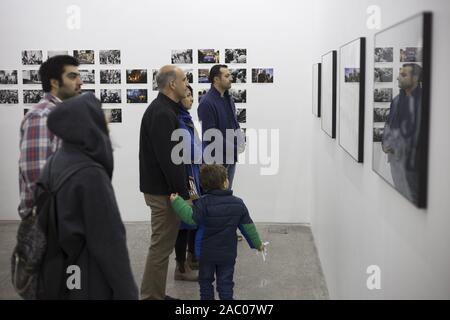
[139,65,190,300]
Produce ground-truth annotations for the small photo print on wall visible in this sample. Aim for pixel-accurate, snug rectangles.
[373,107,390,123]
[252,68,274,83]
[344,68,360,83]
[171,49,193,64]
[48,50,69,58]
[182,68,194,84]
[373,127,384,143]
[236,108,246,124]
[400,47,423,62]
[198,49,220,64]
[127,89,148,103]
[100,69,121,84]
[374,68,393,82]
[104,108,122,123]
[198,89,207,103]
[101,89,121,103]
[100,50,121,65]
[198,69,210,83]
[23,90,44,104]
[22,50,43,65]
[374,47,393,62]
[152,69,159,90]
[73,50,95,64]
[230,89,246,103]
[22,70,41,84]
[126,69,147,84]
[230,69,247,83]
[225,49,247,63]
[0,90,19,104]
[0,70,18,84]
[80,69,95,84]
[374,88,393,102]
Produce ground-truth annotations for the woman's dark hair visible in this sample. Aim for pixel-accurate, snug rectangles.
[39,55,79,92]
[186,84,193,96]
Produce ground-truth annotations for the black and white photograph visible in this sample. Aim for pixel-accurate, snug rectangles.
[80,69,95,84]
[182,68,194,83]
[236,108,246,124]
[47,50,68,58]
[400,47,423,62]
[0,70,18,84]
[23,90,44,104]
[230,89,247,103]
[126,69,147,84]
[198,89,208,103]
[198,49,220,64]
[374,47,393,62]
[100,89,121,103]
[100,69,121,84]
[127,89,148,103]
[0,90,18,104]
[22,50,43,65]
[344,68,360,83]
[373,127,384,143]
[22,70,41,84]
[103,108,122,123]
[73,50,95,64]
[198,69,210,83]
[225,49,247,63]
[171,49,193,64]
[321,51,337,138]
[100,50,121,65]
[230,69,247,83]
[252,68,274,83]
[152,69,159,90]
[374,88,393,102]
[373,107,390,122]
[374,68,393,82]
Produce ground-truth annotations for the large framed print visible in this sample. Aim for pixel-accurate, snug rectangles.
[372,12,432,208]
[312,63,321,117]
[339,37,366,162]
[321,51,337,138]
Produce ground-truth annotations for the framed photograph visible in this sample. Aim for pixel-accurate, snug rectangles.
[0,70,18,85]
[126,69,147,84]
[320,50,337,138]
[171,50,193,64]
[103,108,122,123]
[225,49,247,63]
[312,63,321,117]
[100,50,121,65]
[152,69,159,91]
[100,69,121,84]
[80,69,95,84]
[182,68,194,84]
[22,70,41,84]
[23,90,44,104]
[73,50,95,64]
[100,89,121,103]
[198,69,210,83]
[374,47,393,63]
[229,89,246,103]
[0,90,19,104]
[198,89,208,103]
[251,68,274,83]
[236,108,246,124]
[127,89,148,103]
[338,37,366,162]
[198,49,219,64]
[22,50,43,65]
[230,69,246,83]
[48,50,69,58]
[372,12,432,208]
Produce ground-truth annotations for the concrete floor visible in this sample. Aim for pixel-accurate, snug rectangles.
[0,221,328,300]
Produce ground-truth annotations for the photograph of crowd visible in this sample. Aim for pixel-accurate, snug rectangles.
[73,50,95,64]
[22,50,43,65]
[236,108,246,124]
[100,69,121,84]
[373,127,385,143]
[126,69,147,84]
[225,49,247,63]
[0,70,18,84]
[344,68,360,83]
[374,88,393,103]
[80,69,95,84]
[198,69,210,83]
[103,108,122,123]
[47,50,68,58]
[23,90,44,104]
[183,68,194,83]
[127,89,148,103]
[374,68,393,82]
[252,68,274,83]
[373,107,390,123]
[198,49,220,64]
[198,89,207,103]
[0,90,18,104]
[100,89,121,103]
[230,89,247,103]
[400,47,422,62]
[171,49,193,64]
[230,69,247,83]
[374,47,393,63]
[100,50,121,65]
[22,70,41,84]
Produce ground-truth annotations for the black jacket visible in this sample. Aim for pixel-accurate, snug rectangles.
[43,93,138,300]
[139,93,189,199]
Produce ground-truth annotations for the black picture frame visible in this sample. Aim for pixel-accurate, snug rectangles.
[321,50,337,138]
[312,63,321,117]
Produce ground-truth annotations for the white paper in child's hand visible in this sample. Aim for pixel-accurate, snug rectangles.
[256,242,270,262]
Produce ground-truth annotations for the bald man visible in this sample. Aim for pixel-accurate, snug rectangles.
[139,65,189,300]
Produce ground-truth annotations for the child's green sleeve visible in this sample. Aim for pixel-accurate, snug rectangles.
[171,197,197,226]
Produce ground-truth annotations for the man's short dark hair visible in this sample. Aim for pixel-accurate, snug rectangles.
[39,55,79,92]
[208,64,228,84]
[200,164,228,191]
[402,63,423,82]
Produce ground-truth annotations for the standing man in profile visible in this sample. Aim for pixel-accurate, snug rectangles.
[18,55,83,219]
[139,65,190,300]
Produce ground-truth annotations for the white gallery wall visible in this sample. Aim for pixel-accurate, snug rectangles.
[310,0,450,299]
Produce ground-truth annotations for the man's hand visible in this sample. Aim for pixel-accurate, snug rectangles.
[169,193,179,203]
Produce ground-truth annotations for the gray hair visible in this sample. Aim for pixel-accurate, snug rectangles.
[156,69,177,91]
